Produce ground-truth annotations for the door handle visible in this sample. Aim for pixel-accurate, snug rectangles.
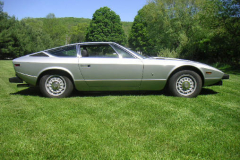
[80,64,91,68]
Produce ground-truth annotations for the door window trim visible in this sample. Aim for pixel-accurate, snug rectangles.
[79,44,121,58]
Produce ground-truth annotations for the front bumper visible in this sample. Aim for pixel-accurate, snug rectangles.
[222,74,229,79]
[207,73,229,86]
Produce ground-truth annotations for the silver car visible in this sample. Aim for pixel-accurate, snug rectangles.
[9,42,229,98]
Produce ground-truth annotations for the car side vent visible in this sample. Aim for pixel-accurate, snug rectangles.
[30,52,49,57]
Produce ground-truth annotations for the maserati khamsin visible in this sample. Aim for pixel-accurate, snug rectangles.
[9,42,229,98]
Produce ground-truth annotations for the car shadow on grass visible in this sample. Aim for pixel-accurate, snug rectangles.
[71,88,218,97]
[10,87,218,98]
[10,87,43,97]
[71,90,165,97]
[199,88,218,95]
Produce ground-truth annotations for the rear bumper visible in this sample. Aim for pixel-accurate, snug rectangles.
[9,77,23,83]
[222,74,229,79]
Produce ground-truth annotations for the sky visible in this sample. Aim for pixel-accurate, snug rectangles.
[3,0,148,22]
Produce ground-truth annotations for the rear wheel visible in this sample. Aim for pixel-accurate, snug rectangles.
[168,70,202,98]
[39,74,73,98]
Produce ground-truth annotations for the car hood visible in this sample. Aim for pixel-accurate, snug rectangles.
[147,57,223,74]
[150,57,208,66]
[151,57,192,61]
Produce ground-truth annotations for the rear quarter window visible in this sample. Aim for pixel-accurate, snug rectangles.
[47,45,77,57]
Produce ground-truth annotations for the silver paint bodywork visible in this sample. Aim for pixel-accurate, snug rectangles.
[12,42,225,91]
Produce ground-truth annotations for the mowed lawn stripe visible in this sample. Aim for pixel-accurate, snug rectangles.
[0,60,239,159]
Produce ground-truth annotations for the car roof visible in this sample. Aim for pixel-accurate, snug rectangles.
[77,42,117,46]
[78,42,115,45]
[42,42,117,52]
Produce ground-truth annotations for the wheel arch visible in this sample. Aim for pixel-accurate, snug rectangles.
[36,68,75,87]
[166,65,205,87]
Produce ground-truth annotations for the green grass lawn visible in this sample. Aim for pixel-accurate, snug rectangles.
[0,60,239,159]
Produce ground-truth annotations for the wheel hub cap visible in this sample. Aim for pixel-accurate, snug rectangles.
[182,81,190,90]
[176,74,197,96]
[52,82,60,90]
[45,76,66,96]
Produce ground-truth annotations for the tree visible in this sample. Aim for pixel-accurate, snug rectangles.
[197,0,240,65]
[85,7,126,45]
[0,1,53,59]
[128,7,156,55]
[0,1,19,59]
[0,1,3,12]
[43,13,67,47]
[144,0,204,57]
[21,18,53,50]
[70,22,89,43]
[15,20,53,56]
[142,0,240,65]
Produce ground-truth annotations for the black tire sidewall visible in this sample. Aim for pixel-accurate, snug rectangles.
[168,70,202,98]
[39,74,73,98]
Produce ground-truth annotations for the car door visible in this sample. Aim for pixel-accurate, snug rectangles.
[78,44,143,90]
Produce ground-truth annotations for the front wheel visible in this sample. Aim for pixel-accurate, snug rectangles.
[168,70,202,98]
[39,74,73,98]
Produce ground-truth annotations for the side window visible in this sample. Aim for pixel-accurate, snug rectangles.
[81,45,118,58]
[47,45,77,57]
[112,45,134,58]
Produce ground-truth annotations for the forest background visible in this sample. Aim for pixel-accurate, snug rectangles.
[0,0,239,66]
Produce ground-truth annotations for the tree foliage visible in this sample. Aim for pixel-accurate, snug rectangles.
[0,12,16,58]
[0,3,130,59]
[128,7,156,55]
[85,7,126,45]
[132,0,240,65]
[43,13,67,47]
[70,22,89,43]
[0,2,53,59]
[0,3,54,59]
[1,0,239,66]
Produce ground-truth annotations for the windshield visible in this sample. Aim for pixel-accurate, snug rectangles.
[114,43,147,59]
[129,50,147,59]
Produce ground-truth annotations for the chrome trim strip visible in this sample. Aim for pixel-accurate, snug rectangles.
[205,77,222,80]
[142,79,166,81]
[75,79,166,82]
[16,71,37,78]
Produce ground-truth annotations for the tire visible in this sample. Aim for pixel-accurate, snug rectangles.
[39,74,73,98]
[168,70,202,98]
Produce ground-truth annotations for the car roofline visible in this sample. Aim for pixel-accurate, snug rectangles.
[41,42,116,52]
[78,42,115,45]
